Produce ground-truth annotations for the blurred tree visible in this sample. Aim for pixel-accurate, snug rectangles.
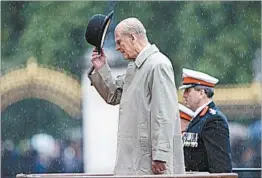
[1,1,108,79]
[1,1,27,69]
[1,1,260,84]
[111,1,261,85]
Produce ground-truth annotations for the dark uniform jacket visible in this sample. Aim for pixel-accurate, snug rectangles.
[183,101,232,173]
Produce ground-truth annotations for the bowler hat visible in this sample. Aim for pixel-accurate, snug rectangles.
[85,11,114,53]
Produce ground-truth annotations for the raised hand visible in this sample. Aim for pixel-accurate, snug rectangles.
[91,48,106,71]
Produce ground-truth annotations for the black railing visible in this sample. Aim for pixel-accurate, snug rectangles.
[232,168,262,172]
[232,167,262,178]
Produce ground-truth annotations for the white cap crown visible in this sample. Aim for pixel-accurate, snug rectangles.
[179,68,219,90]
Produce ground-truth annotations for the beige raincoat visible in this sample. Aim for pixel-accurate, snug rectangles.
[89,44,185,175]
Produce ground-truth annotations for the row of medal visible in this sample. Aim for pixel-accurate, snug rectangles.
[182,132,199,148]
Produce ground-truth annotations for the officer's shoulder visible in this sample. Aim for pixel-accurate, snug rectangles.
[206,107,227,121]
[208,108,219,116]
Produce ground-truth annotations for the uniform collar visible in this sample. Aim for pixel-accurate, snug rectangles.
[186,101,216,131]
[134,44,159,68]
[193,100,212,118]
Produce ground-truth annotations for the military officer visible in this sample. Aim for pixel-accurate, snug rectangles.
[179,68,232,173]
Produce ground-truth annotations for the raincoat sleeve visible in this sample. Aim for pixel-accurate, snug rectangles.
[150,62,177,162]
[88,63,125,105]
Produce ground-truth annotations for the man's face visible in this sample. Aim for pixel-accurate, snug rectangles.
[183,87,203,111]
[114,28,136,60]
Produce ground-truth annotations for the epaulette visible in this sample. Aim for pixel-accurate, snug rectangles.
[209,108,217,115]
[200,106,209,117]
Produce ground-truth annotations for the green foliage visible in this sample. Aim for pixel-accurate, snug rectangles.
[1,1,260,84]
[1,1,108,78]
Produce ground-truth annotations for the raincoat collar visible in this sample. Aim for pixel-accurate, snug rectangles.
[135,44,159,68]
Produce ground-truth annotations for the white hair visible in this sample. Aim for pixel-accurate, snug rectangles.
[117,17,148,40]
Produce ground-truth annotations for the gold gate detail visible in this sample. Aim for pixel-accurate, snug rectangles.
[1,57,81,118]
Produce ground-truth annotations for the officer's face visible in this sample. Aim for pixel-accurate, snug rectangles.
[183,87,203,111]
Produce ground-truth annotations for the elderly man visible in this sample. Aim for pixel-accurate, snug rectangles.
[88,18,185,175]
[179,68,232,173]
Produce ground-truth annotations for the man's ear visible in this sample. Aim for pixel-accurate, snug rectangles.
[130,33,136,41]
[200,89,205,96]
